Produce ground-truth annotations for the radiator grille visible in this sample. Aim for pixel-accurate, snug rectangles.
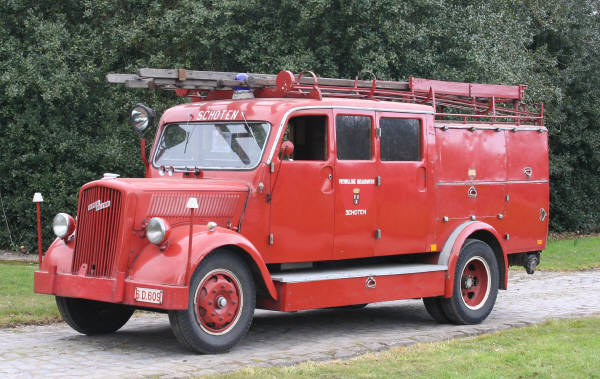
[72,186,122,277]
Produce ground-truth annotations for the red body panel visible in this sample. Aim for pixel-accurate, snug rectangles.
[34,269,188,310]
[375,112,433,254]
[269,109,335,262]
[437,221,509,296]
[128,226,277,299]
[333,109,378,259]
[35,90,548,311]
[505,130,550,252]
[258,270,445,312]
[434,124,548,254]
[38,225,278,305]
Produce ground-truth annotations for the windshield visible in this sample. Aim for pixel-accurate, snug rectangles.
[153,122,271,169]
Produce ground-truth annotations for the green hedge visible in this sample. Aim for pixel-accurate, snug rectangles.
[1,0,598,251]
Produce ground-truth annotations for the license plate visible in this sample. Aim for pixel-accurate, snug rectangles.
[134,287,163,304]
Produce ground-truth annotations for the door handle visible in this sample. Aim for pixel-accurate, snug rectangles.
[322,166,333,193]
[417,166,427,191]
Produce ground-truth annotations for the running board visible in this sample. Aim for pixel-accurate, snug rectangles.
[271,263,448,283]
[258,263,448,312]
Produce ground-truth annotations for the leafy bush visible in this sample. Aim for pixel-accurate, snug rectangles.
[0,0,598,250]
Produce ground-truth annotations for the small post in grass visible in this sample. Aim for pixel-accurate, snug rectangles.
[32,192,44,267]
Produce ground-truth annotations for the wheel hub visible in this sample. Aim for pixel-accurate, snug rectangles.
[460,257,490,310]
[216,296,228,308]
[194,270,241,334]
[462,275,476,289]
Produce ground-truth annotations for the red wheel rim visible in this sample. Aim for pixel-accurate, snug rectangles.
[194,269,242,335]
[460,257,491,310]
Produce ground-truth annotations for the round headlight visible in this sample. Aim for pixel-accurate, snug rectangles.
[129,103,156,133]
[146,217,169,245]
[53,213,75,239]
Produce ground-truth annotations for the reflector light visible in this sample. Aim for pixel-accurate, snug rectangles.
[146,217,169,245]
[53,213,75,239]
[129,103,156,133]
[233,73,254,99]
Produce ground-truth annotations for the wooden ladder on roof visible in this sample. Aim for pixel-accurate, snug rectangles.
[107,68,543,126]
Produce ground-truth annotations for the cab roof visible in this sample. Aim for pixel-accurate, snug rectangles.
[161,97,434,125]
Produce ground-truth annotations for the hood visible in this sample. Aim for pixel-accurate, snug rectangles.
[79,177,250,230]
[87,177,250,193]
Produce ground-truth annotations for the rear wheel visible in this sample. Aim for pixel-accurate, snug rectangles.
[56,296,133,335]
[423,297,450,323]
[169,250,255,354]
[440,239,499,324]
[337,303,368,310]
[329,303,368,310]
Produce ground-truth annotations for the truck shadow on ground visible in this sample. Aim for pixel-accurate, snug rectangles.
[251,301,432,335]
[61,300,437,355]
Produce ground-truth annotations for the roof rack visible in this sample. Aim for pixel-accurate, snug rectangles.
[107,68,543,126]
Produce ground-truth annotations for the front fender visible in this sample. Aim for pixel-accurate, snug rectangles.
[438,221,507,297]
[40,237,74,273]
[128,225,277,300]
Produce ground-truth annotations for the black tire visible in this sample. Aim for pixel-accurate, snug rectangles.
[168,250,255,354]
[440,239,499,324]
[55,296,134,335]
[423,297,451,323]
[325,303,368,310]
[335,303,368,310]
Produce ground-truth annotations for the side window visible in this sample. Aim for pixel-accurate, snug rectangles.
[379,118,421,161]
[283,115,328,161]
[336,115,371,160]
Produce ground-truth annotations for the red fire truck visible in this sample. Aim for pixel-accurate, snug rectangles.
[34,69,548,353]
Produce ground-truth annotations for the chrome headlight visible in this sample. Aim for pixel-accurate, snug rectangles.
[129,103,156,133]
[52,213,75,239]
[146,217,169,245]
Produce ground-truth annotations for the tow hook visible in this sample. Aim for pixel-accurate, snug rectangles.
[524,252,540,274]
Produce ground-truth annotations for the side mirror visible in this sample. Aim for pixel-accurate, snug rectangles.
[281,141,294,160]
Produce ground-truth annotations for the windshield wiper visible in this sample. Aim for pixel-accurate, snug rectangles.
[183,128,194,153]
[183,114,193,153]
[241,112,256,141]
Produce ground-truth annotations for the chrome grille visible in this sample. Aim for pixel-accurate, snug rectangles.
[72,186,122,277]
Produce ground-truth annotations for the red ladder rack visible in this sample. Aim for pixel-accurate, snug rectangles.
[107,68,543,126]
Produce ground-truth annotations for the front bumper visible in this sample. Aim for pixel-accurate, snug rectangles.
[34,266,189,310]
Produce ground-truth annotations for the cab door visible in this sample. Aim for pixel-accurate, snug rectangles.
[269,111,334,262]
[333,110,378,259]
[375,113,433,255]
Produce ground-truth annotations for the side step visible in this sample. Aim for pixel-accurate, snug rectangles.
[257,263,448,312]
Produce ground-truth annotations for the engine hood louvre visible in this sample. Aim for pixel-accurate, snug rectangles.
[81,178,250,230]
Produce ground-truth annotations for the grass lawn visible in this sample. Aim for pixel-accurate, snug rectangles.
[0,261,60,327]
[539,235,600,271]
[212,317,600,378]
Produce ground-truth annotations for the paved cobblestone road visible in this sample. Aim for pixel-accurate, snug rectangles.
[1,269,599,378]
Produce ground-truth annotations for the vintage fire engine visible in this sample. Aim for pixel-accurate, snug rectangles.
[34,68,548,353]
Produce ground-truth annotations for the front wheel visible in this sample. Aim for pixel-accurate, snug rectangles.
[56,296,134,335]
[169,250,256,354]
[440,239,499,324]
